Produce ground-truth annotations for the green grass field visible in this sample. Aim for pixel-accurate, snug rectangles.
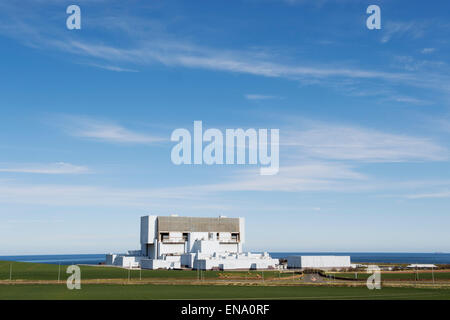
[1,261,450,300]
[330,272,450,281]
[0,260,280,281]
[1,284,449,300]
[4,260,450,283]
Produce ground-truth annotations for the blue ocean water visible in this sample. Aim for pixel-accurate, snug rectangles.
[0,252,449,265]
[0,254,105,265]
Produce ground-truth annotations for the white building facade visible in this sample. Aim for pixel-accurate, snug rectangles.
[287,255,351,269]
[107,215,279,270]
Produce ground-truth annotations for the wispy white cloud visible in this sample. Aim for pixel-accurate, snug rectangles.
[405,190,450,199]
[34,31,450,96]
[60,116,165,144]
[56,40,412,84]
[83,63,139,73]
[1,2,448,96]
[0,2,424,89]
[0,163,365,208]
[392,55,447,72]
[421,48,436,54]
[381,21,426,43]
[283,122,448,162]
[0,162,89,174]
[390,96,431,106]
[0,183,185,207]
[244,94,280,100]
[208,166,450,195]
[204,163,368,193]
[0,163,447,207]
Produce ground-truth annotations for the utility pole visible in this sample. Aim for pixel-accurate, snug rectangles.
[9,264,12,281]
[58,263,61,283]
[414,265,418,286]
[432,267,435,285]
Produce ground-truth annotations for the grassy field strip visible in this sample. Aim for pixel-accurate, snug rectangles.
[170,291,443,300]
[199,293,442,300]
[0,261,280,281]
[2,277,450,288]
[329,271,450,281]
[3,260,450,283]
[2,279,450,289]
[1,279,450,289]
[1,261,450,300]
[1,284,449,300]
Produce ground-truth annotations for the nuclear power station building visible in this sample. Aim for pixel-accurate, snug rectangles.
[106,215,279,270]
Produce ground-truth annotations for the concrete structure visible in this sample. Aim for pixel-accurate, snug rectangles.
[406,264,437,269]
[107,215,279,270]
[287,255,351,270]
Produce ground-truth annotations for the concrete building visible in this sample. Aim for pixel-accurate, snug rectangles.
[107,215,279,270]
[287,255,351,270]
[406,264,437,269]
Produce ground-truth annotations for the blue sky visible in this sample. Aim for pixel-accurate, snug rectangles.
[1,0,450,254]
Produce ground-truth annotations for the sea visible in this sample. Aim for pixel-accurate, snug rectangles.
[0,252,449,265]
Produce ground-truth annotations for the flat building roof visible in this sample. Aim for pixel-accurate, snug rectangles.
[157,216,240,233]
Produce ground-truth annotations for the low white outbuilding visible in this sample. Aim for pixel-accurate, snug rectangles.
[406,264,437,269]
[287,255,351,270]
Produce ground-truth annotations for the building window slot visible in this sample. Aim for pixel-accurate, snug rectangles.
[160,232,169,241]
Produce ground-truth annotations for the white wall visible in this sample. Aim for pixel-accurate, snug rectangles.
[239,217,245,244]
[219,243,239,253]
[187,232,209,252]
[181,253,195,267]
[141,258,181,269]
[140,215,157,245]
[159,242,185,255]
[198,240,221,254]
[287,256,351,269]
[218,232,231,240]
[110,256,141,268]
[195,255,278,270]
